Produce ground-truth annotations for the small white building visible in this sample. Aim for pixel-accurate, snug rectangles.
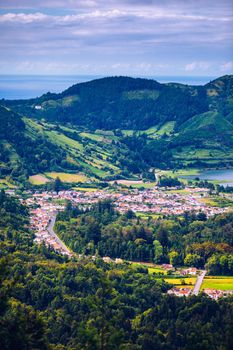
[181,267,197,276]
[115,258,124,264]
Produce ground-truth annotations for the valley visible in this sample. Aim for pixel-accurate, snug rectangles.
[0,75,233,189]
[1,75,233,349]
[6,185,229,299]
[1,0,233,347]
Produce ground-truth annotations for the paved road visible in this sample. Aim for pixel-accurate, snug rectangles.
[192,270,207,295]
[47,215,72,255]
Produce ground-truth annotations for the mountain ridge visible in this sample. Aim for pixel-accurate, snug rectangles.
[2,75,212,129]
[0,75,233,184]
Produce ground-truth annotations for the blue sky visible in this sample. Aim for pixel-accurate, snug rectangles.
[0,0,232,76]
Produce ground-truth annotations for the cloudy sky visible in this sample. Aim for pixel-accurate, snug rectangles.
[0,0,233,76]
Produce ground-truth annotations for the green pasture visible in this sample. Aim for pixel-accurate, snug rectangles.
[201,276,233,291]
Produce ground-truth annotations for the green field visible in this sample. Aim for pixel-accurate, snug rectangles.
[135,212,162,220]
[156,168,200,178]
[130,262,168,275]
[156,121,175,136]
[200,196,233,208]
[201,276,233,291]
[122,122,175,139]
[173,146,233,163]
[111,180,156,189]
[164,189,190,195]
[45,130,84,151]
[79,132,105,142]
[130,182,156,189]
[144,125,158,135]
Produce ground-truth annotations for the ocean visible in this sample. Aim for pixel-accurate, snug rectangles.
[0,74,216,100]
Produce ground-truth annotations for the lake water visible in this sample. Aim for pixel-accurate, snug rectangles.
[0,75,215,100]
[181,169,233,187]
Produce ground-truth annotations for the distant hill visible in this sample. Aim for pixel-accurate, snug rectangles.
[3,75,210,129]
[0,75,233,184]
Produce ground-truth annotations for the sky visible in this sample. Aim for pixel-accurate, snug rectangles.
[0,0,233,77]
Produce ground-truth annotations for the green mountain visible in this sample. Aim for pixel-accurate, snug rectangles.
[0,75,233,184]
[3,76,209,129]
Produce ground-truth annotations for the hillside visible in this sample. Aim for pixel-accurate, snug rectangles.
[170,111,233,165]
[0,106,67,182]
[0,75,233,185]
[3,76,209,130]
[0,107,150,184]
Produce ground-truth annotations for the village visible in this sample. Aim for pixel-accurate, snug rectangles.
[17,186,232,300]
[167,287,233,299]
[24,186,229,255]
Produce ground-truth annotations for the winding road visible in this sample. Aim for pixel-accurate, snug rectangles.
[192,270,207,295]
[47,214,72,256]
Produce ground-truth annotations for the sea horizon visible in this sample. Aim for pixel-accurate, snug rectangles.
[0,74,217,100]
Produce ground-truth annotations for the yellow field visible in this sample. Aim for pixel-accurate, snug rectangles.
[148,266,167,275]
[45,172,89,183]
[201,276,233,291]
[164,277,196,286]
[72,187,99,192]
[0,179,16,188]
[29,174,50,185]
[113,180,143,185]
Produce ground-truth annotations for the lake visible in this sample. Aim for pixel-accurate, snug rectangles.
[181,169,233,187]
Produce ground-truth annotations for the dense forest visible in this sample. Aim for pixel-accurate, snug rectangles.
[3,75,233,130]
[55,200,233,275]
[1,192,233,349]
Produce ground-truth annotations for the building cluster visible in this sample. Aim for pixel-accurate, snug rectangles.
[161,264,175,271]
[23,186,229,257]
[114,188,226,216]
[167,287,192,297]
[102,256,124,264]
[27,187,228,217]
[167,286,233,299]
[26,195,72,257]
[180,267,197,275]
[203,289,233,300]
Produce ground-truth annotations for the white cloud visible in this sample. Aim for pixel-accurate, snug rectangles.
[185,61,211,71]
[0,12,48,23]
[0,1,232,76]
[0,10,127,24]
[220,61,233,71]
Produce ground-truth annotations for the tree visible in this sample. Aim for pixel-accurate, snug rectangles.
[169,251,181,266]
[153,240,163,263]
[157,226,169,255]
[184,253,203,268]
[125,210,136,220]
[0,189,6,204]
[54,176,62,193]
